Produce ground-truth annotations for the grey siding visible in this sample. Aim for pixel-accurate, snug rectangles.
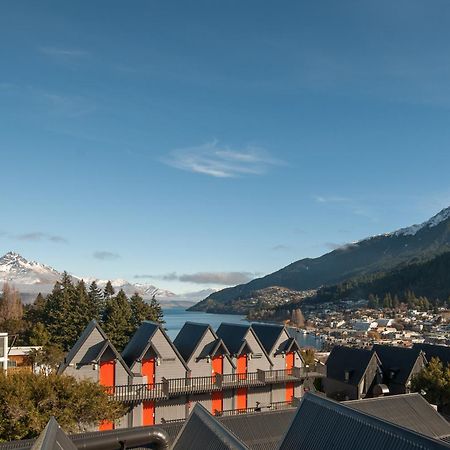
[188,392,212,414]
[247,386,271,407]
[62,328,104,381]
[156,397,187,423]
[151,329,187,382]
[272,385,286,403]
[188,329,232,378]
[270,329,301,370]
[245,331,272,372]
[223,390,233,411]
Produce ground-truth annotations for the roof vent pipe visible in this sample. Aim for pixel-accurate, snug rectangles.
[74,427,170,450]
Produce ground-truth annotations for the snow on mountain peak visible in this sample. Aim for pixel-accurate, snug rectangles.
[393,206,450,237]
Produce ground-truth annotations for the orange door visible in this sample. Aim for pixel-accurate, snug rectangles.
[211,356,223,414]
[143,401,155,425]
[237,387,247,410]
[99,360,115,430]
[142,358,155,389]
[212,355,223,381]
[286,382,295,402]
[286,352,294,374]
[212,391,223,414]
[237,354,247,380]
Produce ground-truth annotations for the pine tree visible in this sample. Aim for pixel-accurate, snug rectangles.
[130,293,154,329]
[88,281,104,322]
[103,281,115,301]
[103,289,133,351]
[149,294,164,323]
[43,272,79,350]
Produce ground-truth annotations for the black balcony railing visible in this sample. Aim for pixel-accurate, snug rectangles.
[107,364,326,402]
[215,399,298,417]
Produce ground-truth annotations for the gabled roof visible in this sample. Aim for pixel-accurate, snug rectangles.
[251,323,286,354]
[172,403,249,450]
[279,393,450,450]
[413,343,450,367]
[216,323,272,363]
[57,320,133,377]
[345,393,450,440]
[373,344,425,386]
[216,323,251,355]
[198,338,230,360]
[173,322,210,362]
[121,321,189,372]
[275,337,301,356]
[326,345,378,386]
[31,417,77,450]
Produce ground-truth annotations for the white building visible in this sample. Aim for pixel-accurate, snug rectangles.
[0,333,8,371]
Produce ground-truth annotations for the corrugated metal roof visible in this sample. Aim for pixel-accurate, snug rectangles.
[220,409,295,450]
[413,343,450,367]
[373,344,425,386]
[31,417,77,450]
[121,321,159,367]
[279,393,450,450]
[173,322,210,362]
[216,323,250,355]
[251,324,284,354]
[345,393,450,440]
[172,404,249,450]
[325,345,376,386]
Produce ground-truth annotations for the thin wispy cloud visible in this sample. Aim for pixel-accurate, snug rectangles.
[11,231,68,244]
[271,244,291,251]
[39,46,89,58]
[324,242,359,252]
[135,271,257,285]
[313,195,351,204]
[93,251,121,261]
[164,141,284,178]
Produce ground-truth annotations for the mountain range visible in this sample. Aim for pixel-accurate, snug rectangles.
[0,252,213,307]
[190,206,450,313]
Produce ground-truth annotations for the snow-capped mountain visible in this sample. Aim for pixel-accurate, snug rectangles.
[393,206,450,236]
[193,206,450,311]
[0,252,176,304]
[0,252,61,285]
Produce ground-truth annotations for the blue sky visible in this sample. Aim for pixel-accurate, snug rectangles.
[1,1,449,293]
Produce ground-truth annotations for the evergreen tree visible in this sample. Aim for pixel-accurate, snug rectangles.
[130,292,155,329]
[43,272,79,350]
[149,294,164,323]
[368,294,379,309]
[103,281,115,300]
[103,289,133,351]
[88,281,104,322]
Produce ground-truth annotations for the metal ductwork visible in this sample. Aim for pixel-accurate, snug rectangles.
[74,427,170,450]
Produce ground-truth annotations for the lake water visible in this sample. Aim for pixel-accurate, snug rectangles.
[162,307,323,349]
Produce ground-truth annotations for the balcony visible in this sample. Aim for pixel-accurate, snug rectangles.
[108,364,326,402]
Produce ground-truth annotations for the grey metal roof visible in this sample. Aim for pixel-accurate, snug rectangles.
[345,393,450,440]
[325,345,377,386]
[31,417,77,450]
[121,321,189,372]
[373,344,425,386]
[413,343,450,367]
[220,409,295,450]
[251,324,285,354]
[173,322,210,362]
[121,321,159,367]
[216,323,251,355]
[172,403,249,450]
[57,320,134,377]
[279,392,450,450]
